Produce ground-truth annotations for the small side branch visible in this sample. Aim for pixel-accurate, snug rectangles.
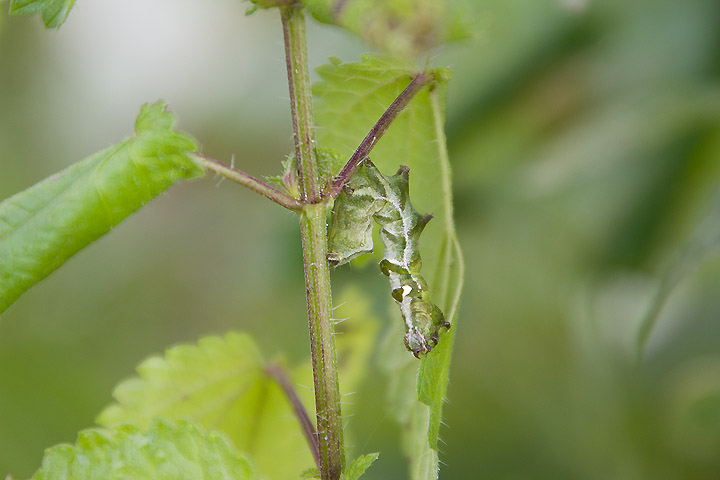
[193,154,303,211]
[266,364,321,471]
[328,71,435,199]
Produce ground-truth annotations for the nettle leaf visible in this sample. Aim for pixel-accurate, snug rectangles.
[300,468,321,479]
[340,453,380,480]
[296,453,380,480]
[315,54,462,479]
[33,418,257,480]
[96,333,315,480]
[96,312,376,480]
[0,101,203,314]
[302,0,471,58]
[314,54,417,166]
[9,0,76,28]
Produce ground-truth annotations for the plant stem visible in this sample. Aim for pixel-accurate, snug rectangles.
[282,5,319,203]
[281,5,344,480]
[266,364,321,470]
[329,71,435,198]
[192,154,303,211]
[299,204,344,480]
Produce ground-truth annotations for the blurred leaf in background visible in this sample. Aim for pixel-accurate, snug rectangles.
[1,0,720,479]
[440,0,720,478]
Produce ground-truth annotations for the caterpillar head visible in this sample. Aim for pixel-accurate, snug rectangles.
[403,298,450,358]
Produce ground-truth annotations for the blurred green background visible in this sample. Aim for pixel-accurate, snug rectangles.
[2,0,720,478]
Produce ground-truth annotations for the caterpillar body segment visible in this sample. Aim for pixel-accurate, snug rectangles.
[327,158,449,357]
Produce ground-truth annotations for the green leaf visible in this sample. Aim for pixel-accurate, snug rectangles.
[302,0,473,58]
[314,55,417,166]
[315,55,463,478]
[33,418,257,480]
[637,189,720,359]
[299,468,321,479]
[96,333,315,480]
[9,0,76,28]
[340,453,380,480]
[0,101,203,314]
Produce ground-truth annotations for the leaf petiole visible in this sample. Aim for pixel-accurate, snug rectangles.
[329,70,435,199]
[192,153,303,211]
[266,364,321,470]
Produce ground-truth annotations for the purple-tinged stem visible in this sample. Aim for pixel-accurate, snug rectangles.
[328,71,435,199]
[281,5,319,203]
[281,6,344,480]
[266,364,321,471]
[193,154,303,211]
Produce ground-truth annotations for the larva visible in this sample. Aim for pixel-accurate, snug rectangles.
[328,158,449,357]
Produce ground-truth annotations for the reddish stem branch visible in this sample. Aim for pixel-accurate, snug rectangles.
[328,71,435,199]
[193,154,303,211]
[266,364,321,470]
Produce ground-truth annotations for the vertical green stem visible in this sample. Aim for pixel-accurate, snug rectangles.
[281,5,344,480]
[299,203,344,480]
[282,5,319,202]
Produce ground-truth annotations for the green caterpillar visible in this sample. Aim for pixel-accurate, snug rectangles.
[327,158,449,357]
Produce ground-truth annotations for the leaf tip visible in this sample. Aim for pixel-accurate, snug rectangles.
[134,101,175,134]
[339,452,381,480]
